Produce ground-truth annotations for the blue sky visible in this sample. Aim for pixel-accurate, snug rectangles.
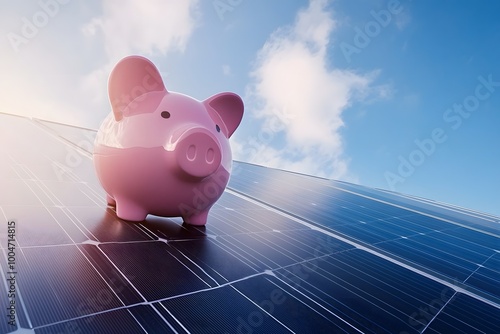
[1,0,499,216]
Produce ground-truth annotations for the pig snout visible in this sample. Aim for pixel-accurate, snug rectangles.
[175,129,222,178]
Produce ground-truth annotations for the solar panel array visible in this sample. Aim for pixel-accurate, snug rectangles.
[0,112,498,333]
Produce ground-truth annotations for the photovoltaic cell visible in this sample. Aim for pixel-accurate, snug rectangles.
[157,285,291,334]
[465,267,500,298]
[231,274,362,333]
[7,244,124,328]
[0,112,498,333]
[423,293,500,333]
[102,241,217,300]
[35,306,173,334]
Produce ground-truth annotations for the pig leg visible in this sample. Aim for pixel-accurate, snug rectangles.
[184,210,209,226]
[115,197,147,222]
[106,194,116,207]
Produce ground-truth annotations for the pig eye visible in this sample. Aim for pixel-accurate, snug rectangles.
[161,111,170,119]
[215,124,221,133]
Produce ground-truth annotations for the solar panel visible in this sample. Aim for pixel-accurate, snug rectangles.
[0,112,499,333]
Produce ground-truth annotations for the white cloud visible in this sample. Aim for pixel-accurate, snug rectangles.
[83,0,199,60]
[0,2,93,126]
[235,0,384,180]
[80,0,200,122]
[0,0,201,128]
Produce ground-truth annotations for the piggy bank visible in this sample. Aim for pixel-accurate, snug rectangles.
[93,55,244,225]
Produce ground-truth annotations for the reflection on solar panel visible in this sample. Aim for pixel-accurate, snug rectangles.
[0,111,499,333]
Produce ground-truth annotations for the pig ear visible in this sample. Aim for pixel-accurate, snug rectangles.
[108,55,166,121]
[204,92,244,138]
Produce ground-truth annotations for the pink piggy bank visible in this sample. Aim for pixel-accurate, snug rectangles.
[93,55,244,225]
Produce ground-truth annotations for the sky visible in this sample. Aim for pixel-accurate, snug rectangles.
[0,0,499,217]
